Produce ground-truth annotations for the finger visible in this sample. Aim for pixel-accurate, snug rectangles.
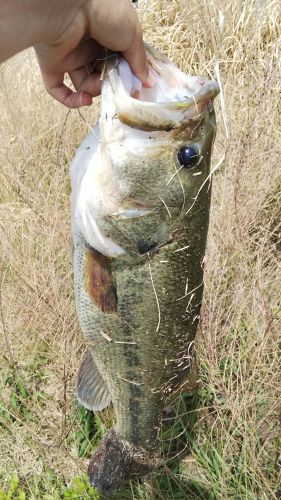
[35,39,104,75]
[42,72,93,108]
[59,39,105,73]
[84,1,153,86]
[122,28,154,88]
[69,67,101,97]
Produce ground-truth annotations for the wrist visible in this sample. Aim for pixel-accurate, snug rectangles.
[0,0,88,62]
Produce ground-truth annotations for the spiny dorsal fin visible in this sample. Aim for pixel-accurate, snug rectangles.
[77,349,111,411]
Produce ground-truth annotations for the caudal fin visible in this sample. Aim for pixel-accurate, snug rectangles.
[88,428,163,495]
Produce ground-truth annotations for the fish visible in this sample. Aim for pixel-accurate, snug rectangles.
[70,45,219,495]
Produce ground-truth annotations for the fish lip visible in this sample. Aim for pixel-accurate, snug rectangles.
[121,81,220,110]
[110,74,220,131]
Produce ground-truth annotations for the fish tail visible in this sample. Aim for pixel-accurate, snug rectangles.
[88,427,163,495]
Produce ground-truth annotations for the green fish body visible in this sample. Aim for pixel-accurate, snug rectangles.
[71,46,219,495]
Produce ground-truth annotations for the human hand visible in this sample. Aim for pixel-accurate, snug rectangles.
[35,0,152,108]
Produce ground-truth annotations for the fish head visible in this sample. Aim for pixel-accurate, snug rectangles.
[72,47,219,257]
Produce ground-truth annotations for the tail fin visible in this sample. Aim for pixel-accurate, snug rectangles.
[88,428,163,495]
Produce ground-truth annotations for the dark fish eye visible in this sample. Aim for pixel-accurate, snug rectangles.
[177,145,200,169]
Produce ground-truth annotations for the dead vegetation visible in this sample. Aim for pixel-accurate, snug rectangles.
[0,0,280,498]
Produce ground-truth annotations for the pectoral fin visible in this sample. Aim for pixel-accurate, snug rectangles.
[77,349,111,411]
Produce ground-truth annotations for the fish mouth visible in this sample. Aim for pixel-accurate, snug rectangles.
[106,45,220,131]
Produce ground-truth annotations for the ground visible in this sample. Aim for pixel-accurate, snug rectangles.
[0,0,280,498]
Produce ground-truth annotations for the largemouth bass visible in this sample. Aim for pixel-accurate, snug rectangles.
[70,45,219,495]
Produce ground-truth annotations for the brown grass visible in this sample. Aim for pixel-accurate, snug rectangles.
[0,0,280,498]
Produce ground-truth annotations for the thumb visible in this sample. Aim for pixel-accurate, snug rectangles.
[122,26,155,87]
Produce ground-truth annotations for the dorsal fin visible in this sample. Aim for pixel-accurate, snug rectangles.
[77,349,111,411]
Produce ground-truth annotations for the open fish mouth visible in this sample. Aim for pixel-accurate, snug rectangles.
[106,45,220,131]
[71,45,219,258]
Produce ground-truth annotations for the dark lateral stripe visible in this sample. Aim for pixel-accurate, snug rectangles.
[84,247,117,313]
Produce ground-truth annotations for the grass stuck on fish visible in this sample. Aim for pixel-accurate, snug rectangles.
[0,0,280,498]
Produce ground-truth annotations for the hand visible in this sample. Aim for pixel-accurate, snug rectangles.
[35,0,152,108]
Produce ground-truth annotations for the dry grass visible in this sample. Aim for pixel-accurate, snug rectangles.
[0,0,280,498]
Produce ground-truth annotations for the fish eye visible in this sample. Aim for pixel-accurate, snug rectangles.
[177,145,200,169]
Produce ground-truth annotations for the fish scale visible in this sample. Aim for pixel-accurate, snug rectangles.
[71,45,219,494]
[75,230,204,442]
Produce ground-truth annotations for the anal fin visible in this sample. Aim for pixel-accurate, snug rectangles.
[77,349,111,411]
